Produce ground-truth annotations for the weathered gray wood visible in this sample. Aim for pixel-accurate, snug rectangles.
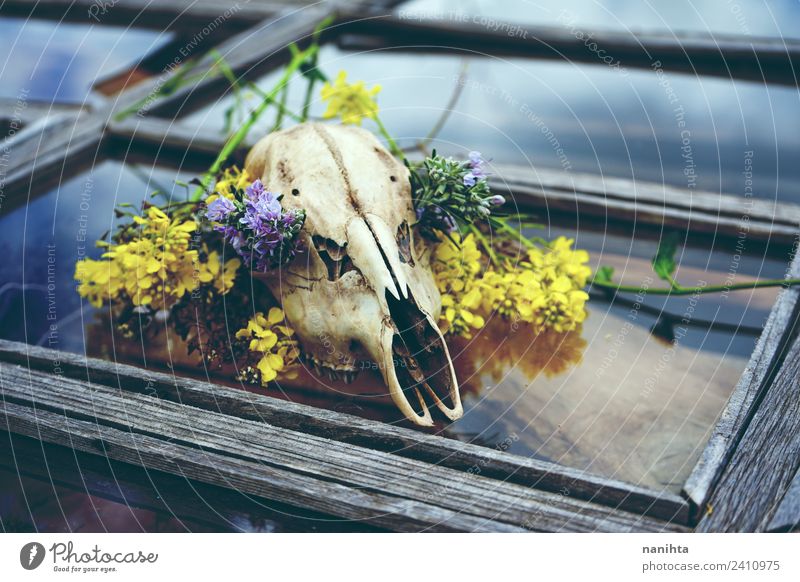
[0,363,686,532]
[767,468,800,532]
[338,16,800,85]
[0,398,511,533]
[0,0,299,30]
[0,339,690,523]
[684,251,800,518]
[494,164,800,240]
[1,111,104,203]
[695,317,800,531]
[0,431,380,532]
[107,7,331,121]
[0,98,88,127]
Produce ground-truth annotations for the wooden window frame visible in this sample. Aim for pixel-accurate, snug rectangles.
[1,1,798,532]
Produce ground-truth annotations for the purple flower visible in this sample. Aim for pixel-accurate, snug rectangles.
[206,196,235,221]
[204,177,306,272]
[488,194,505,206]
[463,150,489,186]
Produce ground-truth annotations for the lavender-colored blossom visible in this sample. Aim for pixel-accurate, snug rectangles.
[463,150,489,186]
[488,194,505,206]
[206,196,236,221]
[204,177,306,272]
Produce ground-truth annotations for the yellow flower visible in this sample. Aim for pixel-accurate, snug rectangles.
[74,257,123,308]
[74,206,224,312]
[531,278,589,333]
[433,233,487,338]
[206,166,251,206]
[528,236,592,288]
[199,249,240,294]
[320,71,381,125]
[235,307,300,384]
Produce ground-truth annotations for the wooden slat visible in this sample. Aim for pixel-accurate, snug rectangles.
[337,16,800,86]
[0,431,380,532]
[0,98,88,127]
[696,319,800,532]
[0,111,104,203]
[490,165,800,246]
[684,251,800,518]
[0,399,503,533]
[767,468,800,532]
[0,339,690,524]
[0,0,291,30]
[107,6,331,121]
[104,119,800,247]
[0,361,684,532]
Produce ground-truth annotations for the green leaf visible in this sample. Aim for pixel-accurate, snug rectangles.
[652,232,680,283]
[593,265,615,285]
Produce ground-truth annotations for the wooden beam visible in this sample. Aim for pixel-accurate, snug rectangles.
[104,120,800,248]
[0,112,104,205]
[106,6,332,121]
[337,16,800,86]
[0,431,381,532]
[684,250,800,520]
[0,0,288,31]
[0,340,689,525]
[0,361,684,532]
[696,319,800,531]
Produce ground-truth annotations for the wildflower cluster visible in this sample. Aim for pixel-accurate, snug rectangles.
[205,168,306,272]
[320,71,381,125]
[411,151,504,236]
[235,308,300,384]
[432,234,591,337]
[433,234,486,338]
[75,206,239,311]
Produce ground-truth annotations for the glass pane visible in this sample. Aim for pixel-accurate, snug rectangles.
[0,158,789,494]
[180,45,800,203]
[396,0,800,37]
[0,17,173,103]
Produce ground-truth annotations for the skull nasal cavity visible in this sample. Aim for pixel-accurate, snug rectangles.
[312,235,356,281]
[396,221,415,267]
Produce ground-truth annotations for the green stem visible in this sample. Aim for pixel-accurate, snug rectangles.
[246,83,302,122]
[490,217,536,249]
[300,55,319,122]
[591,277,800,296]
[373,116,404,160]
[190,45,319,202]
[469,224,499,266]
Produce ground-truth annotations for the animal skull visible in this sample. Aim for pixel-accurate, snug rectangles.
[245,123,462,426]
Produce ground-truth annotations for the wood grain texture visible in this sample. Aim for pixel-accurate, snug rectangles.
[0,111,104,203]
[0,431,383,532]
[696,325,800,531]
[683,252,800,517]
[0,398,507,533]
[0,355,686,532]
[767,468,800,532]
[0,339,690,524]
[491,164,800,246]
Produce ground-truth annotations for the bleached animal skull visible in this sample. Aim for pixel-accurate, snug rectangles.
[245,123,462,426]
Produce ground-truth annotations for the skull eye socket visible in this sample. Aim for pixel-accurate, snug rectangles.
[312,235,357,281]
[396,221,415,267]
